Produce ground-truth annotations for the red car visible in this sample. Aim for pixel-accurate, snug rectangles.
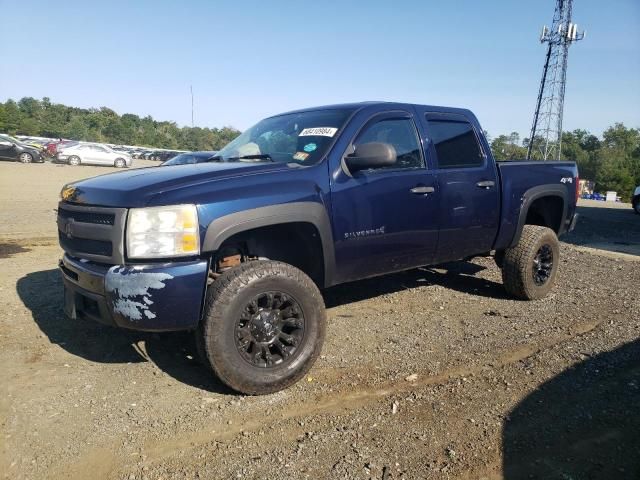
[45,140,78,156]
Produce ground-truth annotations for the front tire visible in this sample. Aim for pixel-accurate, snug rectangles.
[197,260,326,395]
[501,225,560,300]
[68,156,81,166]
[18,152,33,163]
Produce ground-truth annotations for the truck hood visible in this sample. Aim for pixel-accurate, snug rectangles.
[62,162,292,208]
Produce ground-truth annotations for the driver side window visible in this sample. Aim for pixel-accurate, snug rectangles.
[354,117,424,171]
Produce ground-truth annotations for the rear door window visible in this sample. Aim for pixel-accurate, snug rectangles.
[426,119,484,169]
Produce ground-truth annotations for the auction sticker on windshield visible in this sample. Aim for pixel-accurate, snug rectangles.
[292,152,309,161]
[299,127,338,137]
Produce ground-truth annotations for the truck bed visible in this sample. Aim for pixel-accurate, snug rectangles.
[493,161,578,250]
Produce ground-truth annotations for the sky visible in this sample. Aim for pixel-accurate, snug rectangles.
[1,0,639,139]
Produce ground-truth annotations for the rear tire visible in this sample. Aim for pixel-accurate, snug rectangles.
[501,225,560,300]
[68,156,81,166]
[114,158,126,168]
[197,260,326,395]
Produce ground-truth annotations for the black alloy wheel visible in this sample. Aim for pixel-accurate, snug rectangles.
[197,260,326,395]
[235,291,305,368]
[532,244,554,285]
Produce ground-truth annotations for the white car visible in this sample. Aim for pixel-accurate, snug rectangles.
[57,143,132,168]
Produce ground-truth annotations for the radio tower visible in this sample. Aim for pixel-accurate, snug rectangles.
[527,0,585,161]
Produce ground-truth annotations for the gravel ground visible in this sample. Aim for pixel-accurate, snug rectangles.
[1,162,639,479]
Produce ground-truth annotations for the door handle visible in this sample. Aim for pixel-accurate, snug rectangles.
[410,186,435,195]
[476,180,495,189]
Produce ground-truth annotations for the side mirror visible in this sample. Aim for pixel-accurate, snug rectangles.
[345,142,397,173]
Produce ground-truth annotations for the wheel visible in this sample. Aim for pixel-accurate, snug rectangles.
[114,158,126,168]
[501,225,560,300]
[18,152,33,163]
[68,156,81,166]
[197,260,326,395]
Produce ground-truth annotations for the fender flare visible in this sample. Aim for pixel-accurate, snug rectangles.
[202,202,336,287]
[510,184,568,248]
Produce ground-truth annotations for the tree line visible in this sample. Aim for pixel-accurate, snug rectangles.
[0,97,240,152]
[1,97,638,200]
[490,125,640,201]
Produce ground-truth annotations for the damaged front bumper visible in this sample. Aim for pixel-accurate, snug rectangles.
[60,254,208,331]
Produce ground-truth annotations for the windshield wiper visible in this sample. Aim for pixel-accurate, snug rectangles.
[226,154,275,162]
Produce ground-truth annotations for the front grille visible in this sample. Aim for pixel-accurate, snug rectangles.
[58,208,115,226]
[59,231,113,256]
[57,202,127,264]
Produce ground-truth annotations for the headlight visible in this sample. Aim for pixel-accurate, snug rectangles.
[127,204,199,258]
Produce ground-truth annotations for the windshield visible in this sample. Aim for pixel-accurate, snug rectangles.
[0,134,20,144]
[215,108,355,165]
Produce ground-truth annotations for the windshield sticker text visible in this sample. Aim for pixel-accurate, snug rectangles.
[299,127,337,137]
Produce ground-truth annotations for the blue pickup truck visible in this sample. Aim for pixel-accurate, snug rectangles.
[57,102,578,394]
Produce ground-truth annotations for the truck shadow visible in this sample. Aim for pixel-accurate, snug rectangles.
[18,261,506,393]
[16,269,234,395]
[325,260,509,307]
[503,338,640,479]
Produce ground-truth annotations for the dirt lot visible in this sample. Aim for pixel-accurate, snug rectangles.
[1,162,639,480]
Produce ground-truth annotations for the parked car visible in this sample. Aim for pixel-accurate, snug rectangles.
[16,137,48,150]
[633,186,640,215]
[161,151,218,166]
[57,101,578,395]
[159,151,184,162]
[57,143,132,167]
[45,139,79,157]
[0,134,45,163]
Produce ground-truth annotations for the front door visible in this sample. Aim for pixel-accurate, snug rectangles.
[84,145,110,165]
[0,136,17,160]
[330,111,439,284]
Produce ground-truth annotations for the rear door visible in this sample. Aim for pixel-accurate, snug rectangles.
[415,111,499,262]
[329,110,440,283]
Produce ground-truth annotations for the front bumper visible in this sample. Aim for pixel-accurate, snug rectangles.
[60,254,208,332]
